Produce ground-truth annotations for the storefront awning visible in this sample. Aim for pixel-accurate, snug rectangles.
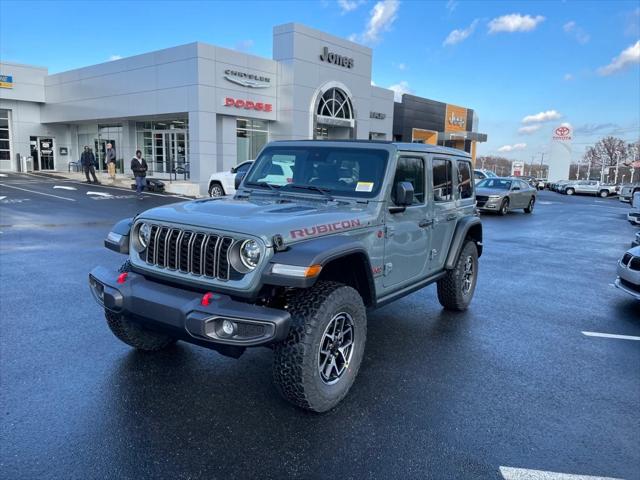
[438,131,487,142]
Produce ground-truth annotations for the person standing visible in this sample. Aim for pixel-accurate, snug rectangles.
[80,146,99,184]
[131,150,148,199]
[105,143,116,182]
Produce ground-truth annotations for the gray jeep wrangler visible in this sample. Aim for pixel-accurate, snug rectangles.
[90,140,482,412]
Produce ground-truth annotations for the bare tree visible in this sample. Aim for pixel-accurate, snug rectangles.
[582,137,629,183]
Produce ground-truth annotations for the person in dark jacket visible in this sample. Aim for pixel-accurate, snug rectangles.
[131,150,148,199]
[80,146,99,184]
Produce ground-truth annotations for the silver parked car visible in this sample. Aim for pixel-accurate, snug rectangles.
[615,246,640,301]
[475,177,537,215]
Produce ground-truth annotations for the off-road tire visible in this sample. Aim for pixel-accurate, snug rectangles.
[437,241,478,312]
[273,281,366,413]
[524,196,535,214]
[566,188,575,195]
[106,260,176,351]
[599,190,608,198]
[209,182,225,197]
[499,198,509,216]
[105,310,177,351]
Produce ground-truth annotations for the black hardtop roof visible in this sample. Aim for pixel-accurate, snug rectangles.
[269,139,472,158]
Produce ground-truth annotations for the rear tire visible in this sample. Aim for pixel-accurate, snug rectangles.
[437,241,478,311]
[105,310,177,351]
[524,196,535,213]
[599,190,608,198]
[273,281,366,413]
[566,188,575,195]
[208,182,225,197]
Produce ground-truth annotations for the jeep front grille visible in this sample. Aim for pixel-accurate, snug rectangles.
[145,225,235,280]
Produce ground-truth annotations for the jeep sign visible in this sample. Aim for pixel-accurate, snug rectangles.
[319,46,354,69]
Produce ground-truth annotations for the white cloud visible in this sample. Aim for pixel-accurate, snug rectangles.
[445,0,458,13]
[388,80,412,102]
[371,80,377,86]
[351,0,400,45]
[338,0,364,14]
[498,143,527,152]
[443,19,479,46]
[563,21,590,44]
[521,110,562,124]
[488,13,545,34]
[234,39,254,52]
[108,55,122,61]
[563,73,574,81]
[597,40,640,76]
[518,125,542,134]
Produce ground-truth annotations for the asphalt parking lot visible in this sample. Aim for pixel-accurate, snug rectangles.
[1,172,638,480]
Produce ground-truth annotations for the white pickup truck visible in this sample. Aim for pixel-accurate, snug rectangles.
[564,180,617,198]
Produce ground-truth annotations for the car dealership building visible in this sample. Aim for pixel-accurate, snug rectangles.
[0,23,486,194]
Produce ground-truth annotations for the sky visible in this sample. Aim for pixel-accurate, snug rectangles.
[1,0,639,162]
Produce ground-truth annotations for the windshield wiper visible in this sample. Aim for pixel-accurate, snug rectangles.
[281,183,334,201]
[245,181,281,194]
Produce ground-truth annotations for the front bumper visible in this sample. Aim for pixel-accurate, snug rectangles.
[89,266,291,347]
[627,212,640,225]
[614,277,640,300]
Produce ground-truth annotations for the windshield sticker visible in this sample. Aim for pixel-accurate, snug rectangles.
[355,182,374,192]
[290,219,361,239]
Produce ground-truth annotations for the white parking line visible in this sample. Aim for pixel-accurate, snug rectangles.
[500,466,621,479]
[582,331,640,341]
[53,185,77,190]
[86,191,112,197]
[0,183,75,201]
[0,196,6,200]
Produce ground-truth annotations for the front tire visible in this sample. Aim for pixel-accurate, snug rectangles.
[498,198,509,216]
[208,182,225,197]
[105,310,177,351]
[437,241,478,311]
[566,188,575,195]
[273,281,366,413]
[599,190,608,198]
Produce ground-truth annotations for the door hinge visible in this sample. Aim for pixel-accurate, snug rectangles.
[383,262,393,276]
[430,249,438,259]
[385,226,395,238]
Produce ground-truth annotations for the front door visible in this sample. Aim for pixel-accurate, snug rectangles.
[151,130,188,175]
[429,157,458,273]
[383,155,430,288]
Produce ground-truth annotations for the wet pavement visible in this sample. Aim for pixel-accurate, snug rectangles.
[1,172,638,479]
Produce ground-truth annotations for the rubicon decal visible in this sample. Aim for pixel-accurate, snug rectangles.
[224,97,273,112]
[290,219,361,239]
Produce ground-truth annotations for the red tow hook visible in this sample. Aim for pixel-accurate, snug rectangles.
[117,272,128,284]
[201,292,214,306]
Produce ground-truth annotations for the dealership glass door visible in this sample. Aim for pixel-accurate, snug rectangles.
[29,136,54,170]
[152,130,188,174]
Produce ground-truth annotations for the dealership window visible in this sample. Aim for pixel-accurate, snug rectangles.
[237,119,268,164]
[457,160,473,199]
[433,158,453,202]
[135,118,189,175]
[0,109,11,171]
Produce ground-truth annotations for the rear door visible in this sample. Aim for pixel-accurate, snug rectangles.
[428,157,457,273]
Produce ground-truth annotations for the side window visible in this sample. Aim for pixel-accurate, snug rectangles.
[392,156,425,204]
[457,161,473,199]
[236,162,252,174]
[433,158,453,202]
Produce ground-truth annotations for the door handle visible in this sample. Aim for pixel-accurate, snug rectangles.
[446,213,457,221]
[418,219,433,228]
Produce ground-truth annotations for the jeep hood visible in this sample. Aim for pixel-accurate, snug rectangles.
[137,196,379,246]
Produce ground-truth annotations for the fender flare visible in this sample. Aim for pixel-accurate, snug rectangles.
[104,217,133,254]
[444,216,483,270]
[262,235,375,293]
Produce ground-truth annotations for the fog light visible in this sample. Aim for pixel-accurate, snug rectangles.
[221,319,236,336]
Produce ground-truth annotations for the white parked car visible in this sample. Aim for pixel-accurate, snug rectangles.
[474,169,497,184]
[208,160,253,197]
[628,192,640,225]
[563,180,617,197]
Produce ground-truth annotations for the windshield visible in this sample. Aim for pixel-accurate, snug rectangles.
[243,146,389,198]
[477,178,512,189]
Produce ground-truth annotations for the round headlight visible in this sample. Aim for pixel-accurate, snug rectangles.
[138,223,151,249]
[239,239,261,269]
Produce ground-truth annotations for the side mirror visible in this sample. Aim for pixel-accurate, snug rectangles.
[512,185,520,191]
[230,166,237,174]
[234,171,246,189]
[394,181,414,206]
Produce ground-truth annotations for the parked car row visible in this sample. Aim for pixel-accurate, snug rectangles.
[619,182,640,203]
[548,179,618,197]
[614,193,640,302]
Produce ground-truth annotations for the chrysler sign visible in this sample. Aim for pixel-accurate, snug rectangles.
[224,69,271,88]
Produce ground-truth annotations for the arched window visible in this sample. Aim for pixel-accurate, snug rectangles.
[316,88,354,120]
